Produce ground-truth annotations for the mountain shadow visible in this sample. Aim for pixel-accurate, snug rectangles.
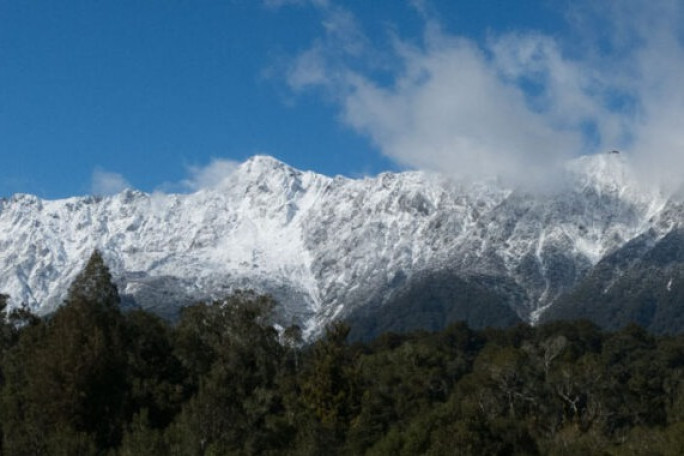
[541,228,684,334]
[345,270,523,341]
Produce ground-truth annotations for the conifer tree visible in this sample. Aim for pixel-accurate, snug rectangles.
[65,249,120,309]
[1,249,128,452]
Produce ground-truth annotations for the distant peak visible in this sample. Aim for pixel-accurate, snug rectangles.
[563,151,644,195]
[242,155,289,171]
[569,151,629,170]
[9,193,41,204]
[114,188,146,202]
[235,155,312,183]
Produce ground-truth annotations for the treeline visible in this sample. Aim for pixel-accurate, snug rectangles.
[1,252,684,455]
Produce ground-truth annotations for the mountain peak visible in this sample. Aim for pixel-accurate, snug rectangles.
[566,151,634,189]
[569,150,628,171]
[240,155,292,173]
[229,155,309,190]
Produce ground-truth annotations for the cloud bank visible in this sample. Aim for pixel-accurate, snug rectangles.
[281,0,684,189]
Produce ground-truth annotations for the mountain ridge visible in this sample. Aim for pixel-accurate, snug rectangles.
[1,153,680,337]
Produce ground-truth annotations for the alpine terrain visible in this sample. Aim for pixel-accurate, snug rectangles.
[1,153,681,338]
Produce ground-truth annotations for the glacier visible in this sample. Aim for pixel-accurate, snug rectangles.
[0,153,677,337]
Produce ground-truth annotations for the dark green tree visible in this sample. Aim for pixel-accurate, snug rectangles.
[167,292,288,454]
[1,250,127,453]
[65,249,120,309]
[296,321,361,453]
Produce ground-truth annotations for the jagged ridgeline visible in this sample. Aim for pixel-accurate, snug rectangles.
[1,153,684,337]
[3,253,684,454]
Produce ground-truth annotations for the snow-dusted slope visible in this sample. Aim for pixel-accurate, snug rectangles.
[0,153,675,335]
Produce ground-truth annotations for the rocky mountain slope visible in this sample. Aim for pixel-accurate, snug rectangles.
[0,153,680,337]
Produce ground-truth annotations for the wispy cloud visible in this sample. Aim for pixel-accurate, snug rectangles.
[262,0,328,11]
[181,158,240,191]
[284,0,373,92]
[606,1,684,188]
[91,169,131,196]
[263,0,305,9]
[280,0,684,189]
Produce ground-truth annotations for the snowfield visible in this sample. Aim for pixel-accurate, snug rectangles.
[0,153,676,337]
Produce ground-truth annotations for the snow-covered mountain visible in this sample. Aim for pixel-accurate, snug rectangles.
[0,153,679,337]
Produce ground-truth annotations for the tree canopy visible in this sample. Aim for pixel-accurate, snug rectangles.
[1,251,684,454]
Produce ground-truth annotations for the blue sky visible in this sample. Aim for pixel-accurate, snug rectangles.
[1,0,683,198]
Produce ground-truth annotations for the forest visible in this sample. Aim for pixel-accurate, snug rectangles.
[1,252,684,455]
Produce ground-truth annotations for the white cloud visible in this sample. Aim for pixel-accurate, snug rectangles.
[182,158,240,191]
[284,0,371,93]
[287,45,330,90]
[283,0,684,189]
[612,2,684,189]
[339,35,586,186]
[91,169,131,196]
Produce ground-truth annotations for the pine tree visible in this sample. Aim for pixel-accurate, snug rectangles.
[1,249,128,453]
[65,249,120,309]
